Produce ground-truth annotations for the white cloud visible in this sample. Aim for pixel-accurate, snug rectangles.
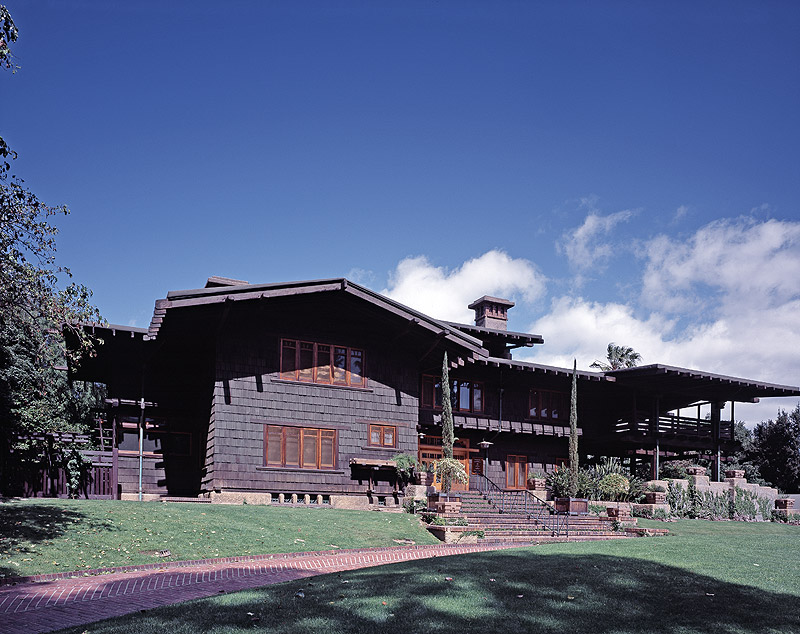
[673,205,689,223]
[558,209,635,282]
[347,267,375,286]
[525,216,800,425]
[382,250,546,323]
[640,217,800,314]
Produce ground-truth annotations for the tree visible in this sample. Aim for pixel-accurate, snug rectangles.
[590,343,642,371]
[568,359,579,497]
[1,5,103,492]
[748,406,800,493]
[439,351,455,493]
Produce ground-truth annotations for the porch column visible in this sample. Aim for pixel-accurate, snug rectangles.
[711,402,721,481]
[651,397,661,480]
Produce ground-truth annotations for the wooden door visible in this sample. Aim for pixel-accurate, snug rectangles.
[420,447,470,491]
[506,455,527,489]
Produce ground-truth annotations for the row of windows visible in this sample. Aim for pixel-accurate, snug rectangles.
[263,423,398,469]
[276,339,566,424]
[421,375,567,422]
[280,339,366,387]
[421,376,484,413]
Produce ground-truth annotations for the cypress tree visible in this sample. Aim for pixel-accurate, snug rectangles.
[569,359,579,498]
[441,351,454,459]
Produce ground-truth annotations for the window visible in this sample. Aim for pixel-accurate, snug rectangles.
[264,425,337,469]
[421,375,484,413]
[280,339,366,387]
[368,424,396,448]
[528,389,568,421]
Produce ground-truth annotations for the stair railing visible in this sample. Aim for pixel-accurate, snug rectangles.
[470,474,569,537]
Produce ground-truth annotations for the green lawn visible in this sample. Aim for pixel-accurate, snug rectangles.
[0,498,439,578]
[56,519,800,634]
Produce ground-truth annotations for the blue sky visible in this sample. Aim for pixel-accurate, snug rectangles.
[4,1,800,424]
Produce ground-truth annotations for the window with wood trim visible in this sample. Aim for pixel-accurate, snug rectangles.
[280,339,366,387]
[264,425,337,469]
[421,375,484,413]
[368,424,396,448]
[528,389,568,421]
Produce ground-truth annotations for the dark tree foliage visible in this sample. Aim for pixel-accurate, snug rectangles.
[1,5,104,491]
[748,405,800,493]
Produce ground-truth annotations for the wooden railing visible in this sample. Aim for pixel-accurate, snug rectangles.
[614,415,733,440]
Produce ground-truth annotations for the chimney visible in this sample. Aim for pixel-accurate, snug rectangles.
[468,296,514,331]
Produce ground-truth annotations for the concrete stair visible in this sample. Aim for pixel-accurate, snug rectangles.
[457,490,629,543]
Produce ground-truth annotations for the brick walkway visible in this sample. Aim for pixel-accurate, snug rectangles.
[0,542,524,634]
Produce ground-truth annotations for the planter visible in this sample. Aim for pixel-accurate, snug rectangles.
[554,497,589,515]
[606,507,620,518]
[725,469,745,479]
[645,491,667,505]
[775,498,795,510]
[428,493,462,515]
[526,478,546,491]
[417,472,435,487]
[686,466,706,476]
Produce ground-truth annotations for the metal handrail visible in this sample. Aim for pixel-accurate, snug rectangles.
[470,474,569,537]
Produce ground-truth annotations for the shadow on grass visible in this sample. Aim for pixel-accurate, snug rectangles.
[0,500,96,579]
[57,550,800,634]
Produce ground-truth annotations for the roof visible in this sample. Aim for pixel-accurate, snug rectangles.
[444,321,544,347]
[149,278,490,357]
[605,364,800,400]
[468,296,515,309]
[475,356,612,381]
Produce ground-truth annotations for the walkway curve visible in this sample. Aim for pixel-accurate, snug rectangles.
[0,542,528,634]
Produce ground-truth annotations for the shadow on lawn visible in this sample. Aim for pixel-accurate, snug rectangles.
[58,550,800,634]
[0,500,97,579]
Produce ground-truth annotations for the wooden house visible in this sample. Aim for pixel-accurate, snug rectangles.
[70,276,800,506]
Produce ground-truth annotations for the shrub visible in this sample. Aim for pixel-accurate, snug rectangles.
[599,473,630,501]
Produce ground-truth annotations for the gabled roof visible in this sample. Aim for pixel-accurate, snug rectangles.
[605,364,800,400]
[148,278,489,357]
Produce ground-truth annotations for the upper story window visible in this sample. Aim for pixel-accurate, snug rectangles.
[421,375,484,414]
[280,339,366,387]
[528,389,568,421]
[368,424,396,448]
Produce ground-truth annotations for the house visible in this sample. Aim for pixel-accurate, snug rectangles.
[69,276,800,506]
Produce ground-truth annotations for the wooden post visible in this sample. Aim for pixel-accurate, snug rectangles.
[711,402,721,481]
[111,412,119,500]
[652,397,661,480]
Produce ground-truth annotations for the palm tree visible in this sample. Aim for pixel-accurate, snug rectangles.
[590,343,642,371]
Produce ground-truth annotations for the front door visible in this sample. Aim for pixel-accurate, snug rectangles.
[418,446,470,492]
[506,455,527,489]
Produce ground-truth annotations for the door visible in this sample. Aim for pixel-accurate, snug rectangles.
[506,455,527,489]
[418,447,470,491]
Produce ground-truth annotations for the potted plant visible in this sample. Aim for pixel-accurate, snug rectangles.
[686,466,706,476]
[645,483,667,504]
[393,453,418,486]
[417,462,436,487]
[526,470,547,491]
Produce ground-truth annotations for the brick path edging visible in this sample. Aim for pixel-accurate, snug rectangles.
[0,541,518,586]
[0,542,528,634]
